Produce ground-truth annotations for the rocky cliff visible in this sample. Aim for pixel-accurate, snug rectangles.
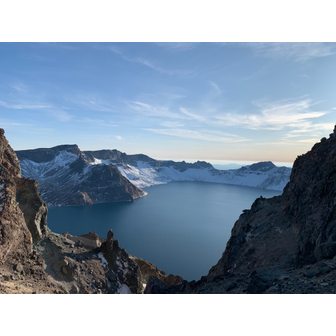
[0,129,181,293]
[147,126,336,293]
[0,129,33,266]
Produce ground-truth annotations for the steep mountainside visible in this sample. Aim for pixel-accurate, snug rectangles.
[0,129,181,293]
[17,145,145,206]
[17,146,291,207]
[146,126,336,294]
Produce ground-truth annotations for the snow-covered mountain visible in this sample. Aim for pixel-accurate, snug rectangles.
[81,149,291,191]
[109,159,289,191]
[17,145,145,206]
[17,145,291,206]
[120,161,290,190]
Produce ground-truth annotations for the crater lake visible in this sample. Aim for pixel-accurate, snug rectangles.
[48,182,280,280]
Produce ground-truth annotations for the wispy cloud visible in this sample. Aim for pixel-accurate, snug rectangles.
[180,107,207,122]
[155,43,198,52]
[10,82,29,93]
[0,99,73,123]
[208,81,222,95]
[145,127,247,143]
[77,117,118,127]
[247,43,336,62]
[73,96,117,113]
[215,98,327,130]
[160,121,185,128]
[129,100,210,124]
[129,101,184,120]
[0,118,53,133]
[48,109,73,122]
[0,100,51,110]
[280,122,334,143]
[109,45,193,76]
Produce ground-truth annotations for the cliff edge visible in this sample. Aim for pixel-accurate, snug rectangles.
[147,126,336,293]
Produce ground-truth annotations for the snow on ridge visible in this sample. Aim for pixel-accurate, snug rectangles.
[89,157,112,166]
[20,150,78,179]
[117,161,167,189]
[18,149,291,193]
[117,161,290,191]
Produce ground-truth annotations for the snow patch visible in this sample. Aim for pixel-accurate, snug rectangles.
[117,161,290,191]
[89,157,112,166]
[20,150,78,180]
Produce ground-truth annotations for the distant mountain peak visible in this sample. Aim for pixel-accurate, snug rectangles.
[238,161,276,172]
[16,144,81,163]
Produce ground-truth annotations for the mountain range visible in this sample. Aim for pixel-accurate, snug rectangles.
[16,145,291,206]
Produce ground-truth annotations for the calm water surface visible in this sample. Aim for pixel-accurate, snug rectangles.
[48,182,280,280]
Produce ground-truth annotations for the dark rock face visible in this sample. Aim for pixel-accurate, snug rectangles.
[16,178,48,243]
[281,135,336,266]
[203,127,336,292]
[0,129,34,264]
[147,126,336,293]
[17,145,145,206]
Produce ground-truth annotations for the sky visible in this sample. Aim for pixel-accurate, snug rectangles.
[0,42,336,163]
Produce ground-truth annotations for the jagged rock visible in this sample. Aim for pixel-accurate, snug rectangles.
[16,178,48,243]
[0,128,33,264]
[149,125,336,293]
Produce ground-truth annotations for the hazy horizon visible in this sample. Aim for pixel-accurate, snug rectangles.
[1,42,336,162]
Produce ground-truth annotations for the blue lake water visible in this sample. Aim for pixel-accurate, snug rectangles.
[48,182,280,280]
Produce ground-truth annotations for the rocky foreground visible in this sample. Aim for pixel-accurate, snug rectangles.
[146,126,336,293]
[0,129,181,293]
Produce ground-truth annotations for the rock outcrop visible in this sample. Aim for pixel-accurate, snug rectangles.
[0,128,34,265]
[0,129,180,293]
[16,178,48,243]
[146,126,336,293]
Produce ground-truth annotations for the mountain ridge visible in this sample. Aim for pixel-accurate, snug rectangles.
[17,145,291,206]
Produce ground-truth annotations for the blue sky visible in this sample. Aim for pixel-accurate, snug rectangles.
[1,42,336,163]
